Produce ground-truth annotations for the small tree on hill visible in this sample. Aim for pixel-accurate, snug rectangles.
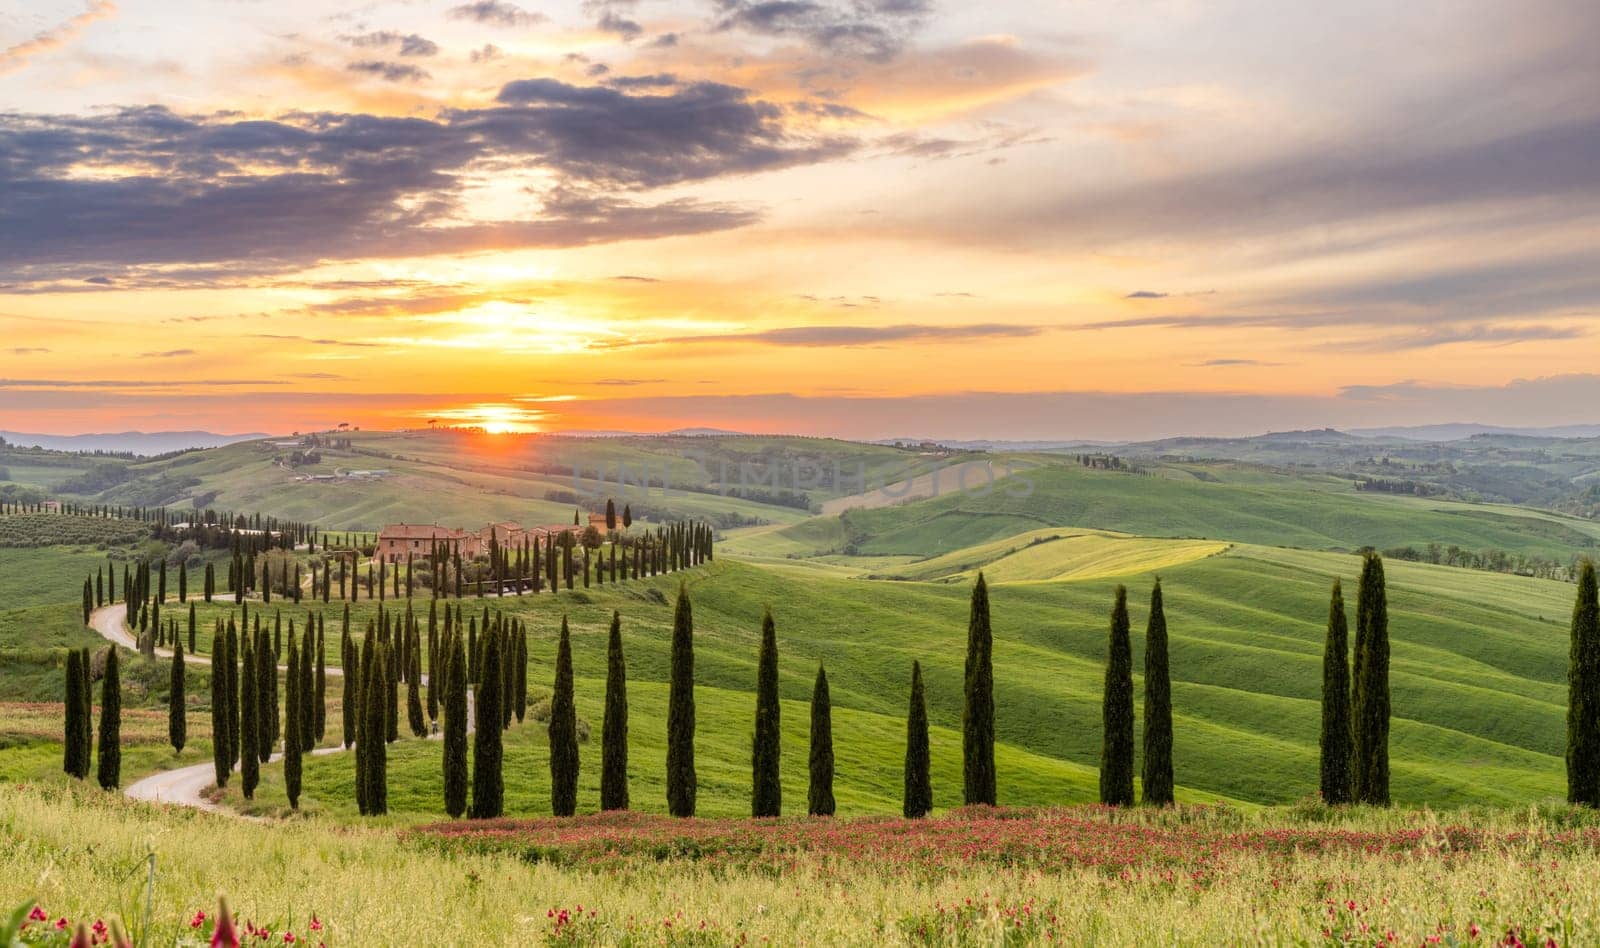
[962,574,996,806]
[97,647,121,790]
[903,661,932,818]
[666,585,697,818]
[549,616,579,817]
[809,664,835,817]
[1141,580,1174,806]
[1099,585,1135,806]
[1569,559,1600,806]
[601,611,629,811]
[1320,579,1355,804]
[752,608,781,818]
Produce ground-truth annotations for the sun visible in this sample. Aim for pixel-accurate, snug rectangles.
[427,403,545,434]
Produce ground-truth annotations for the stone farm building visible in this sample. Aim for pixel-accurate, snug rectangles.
[374,519,593,563]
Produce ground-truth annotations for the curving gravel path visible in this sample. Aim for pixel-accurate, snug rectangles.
[87,603,466,814]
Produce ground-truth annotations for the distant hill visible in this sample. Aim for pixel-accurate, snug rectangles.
[0,430,268,455]
[1346,423,1600,442]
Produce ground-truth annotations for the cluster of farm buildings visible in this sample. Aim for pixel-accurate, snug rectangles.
[373,514,611,563]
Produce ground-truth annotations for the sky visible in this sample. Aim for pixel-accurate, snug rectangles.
[1,0,1598,440]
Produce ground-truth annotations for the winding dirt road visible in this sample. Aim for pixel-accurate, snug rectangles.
[87,602,465,814]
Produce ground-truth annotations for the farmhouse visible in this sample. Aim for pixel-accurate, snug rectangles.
[374,523,478,563]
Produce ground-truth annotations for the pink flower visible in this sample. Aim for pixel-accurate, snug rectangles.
[69,923,92,948]
[283,933,297,944]
[211,897,240,948]
[57,918,70,931]
[192,910,208,929]
[308,915,321,933]
[28,906,47,922]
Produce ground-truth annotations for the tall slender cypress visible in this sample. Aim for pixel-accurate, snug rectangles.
[341,625,357,749]
[443,629,468,817]
[1320,580,1355,804]
[1568,559,1600,805]
[64,650,86,778]
[315,619,327,740]
[225,625,240,766]
[407,644,427,738]
[1352,552,1391,806]
[549,616,579,816]
[470,633,504,819]
[96,647,121,790]
[210,640,230,787]
[962,573,996,806]
[1099,585,1135,806]
[284,635,302,808]
[808,664,835,817]
[169,637,187,754]
[299,628,315,752]
[600,611,629,811]
[903,660,931,818]
[361,641,388,815]
[514,626,528,723]
[240,636,259,799]
[254,628,273,764]
[666,584,697,817]
[752,608,781,817]
[1141,580,1174,806]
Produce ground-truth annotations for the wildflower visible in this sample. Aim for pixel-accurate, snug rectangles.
[211,896,240,948]
[69,922,92,948]
[308,915,321,933]
[283,933,297,944]
[28,906,47,922]
[192,910,208,929]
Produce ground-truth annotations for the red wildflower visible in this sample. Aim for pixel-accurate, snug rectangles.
[211,896,240,948]
[28,906,47,922]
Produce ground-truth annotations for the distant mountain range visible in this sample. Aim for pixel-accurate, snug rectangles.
[1343,423,1600,441]
[0,430,269,455]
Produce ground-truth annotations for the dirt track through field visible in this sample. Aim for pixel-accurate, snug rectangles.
[87,603,468,815]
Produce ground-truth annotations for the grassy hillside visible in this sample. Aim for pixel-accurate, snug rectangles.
[869,527,1229,583]
[828,463,1600,559]
[165,540,1577,816]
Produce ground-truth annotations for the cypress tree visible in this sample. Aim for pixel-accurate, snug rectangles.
[962,573,996,806]
[226,624,240,765]
[666,584,697,817]
[96,647,121,790]
[1568,559,1600,805]
[210,638,230,787]
[361,641,388,815]
[254,628,272,764]
[240,635,259,799]
[82,577,92,625]
[169,637,187,754]
[600,611,629,811]
[285,635,302,808]
[903,660,931,818]
[440,628,468,817]
[188,602,196,653]
[342,624,357,748]
[514,626,528,723]
[64,650,86,778]
[407,645,427,738]
[751,608,781,817]
[1320,580,1355,804]
[299,628,315,752]
[1141,580,1174,806]
[315,620,327,741]
[1352,552,1390,806]
[79,647,93,774]
[470,633,504,819]
[549,616,579,817]
[809,664,835,817]
[1099,585,1135,806]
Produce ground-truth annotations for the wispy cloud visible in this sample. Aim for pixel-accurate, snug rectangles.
[664,322,1044,347]
[0,0,117,76]
[446,1,547,28]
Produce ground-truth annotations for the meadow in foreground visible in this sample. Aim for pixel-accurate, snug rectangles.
[7,782,1600,946]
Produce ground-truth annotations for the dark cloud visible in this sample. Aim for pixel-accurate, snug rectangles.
[712,0,932,61]
[446,1,546,28]
[596,10,643,40]
[665,322,1043,347]
[342,31,439,57]
[1328,324,1586,352]
[347,60,431,82]
[252,334,384,347]
[470,44,503,63]
[7,347,49,355]
[604,73,678,89]
[649,32,679,47]
[592,377,667,386]
[0,78,842,276]
[140,348,196,358]
[1124,290,1168,299]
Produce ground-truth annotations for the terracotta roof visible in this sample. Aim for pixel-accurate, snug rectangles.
[377,523,469,540]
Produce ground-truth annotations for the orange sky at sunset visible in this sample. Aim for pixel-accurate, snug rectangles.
[3,0,1598,439]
